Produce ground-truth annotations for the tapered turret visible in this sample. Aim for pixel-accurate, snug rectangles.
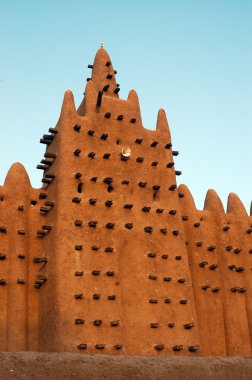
[156,108,171,140]
[178,184,196,209]
[227,192,248,218]
[127,89,142,124]
[90,47,119,98]
[4,162,31,190]
[204,189,225,214]
[60,90,77,120]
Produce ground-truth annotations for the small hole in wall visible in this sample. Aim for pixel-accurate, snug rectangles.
[31,200,37,206]
[77,183,83,193]
[108,185,114,193]
[116,140,120,145]
[153,192,157,201]
[0,196,4,201]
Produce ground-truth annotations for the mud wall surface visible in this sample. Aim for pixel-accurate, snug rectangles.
[0,353,252,380]
[0,164,45,351]
[40,47,199,355]
[0,46,251,357]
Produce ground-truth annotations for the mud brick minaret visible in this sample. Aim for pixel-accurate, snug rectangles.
[0,46,251,356]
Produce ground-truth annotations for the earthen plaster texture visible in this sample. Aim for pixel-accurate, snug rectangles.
[0,48,251,356]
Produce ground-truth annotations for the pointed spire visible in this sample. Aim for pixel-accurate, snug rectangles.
[91,48,119,98]
[4,163,31,190]
[127,90,142,124]
[60,90,77,120]
[227,192,248,218]
[77,80,97,116]
[156,109,171,139]
[178,184,197,209]
[127,89,139,104]
[204,189,225,214]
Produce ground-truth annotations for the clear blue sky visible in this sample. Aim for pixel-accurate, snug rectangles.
[0,0,251,212]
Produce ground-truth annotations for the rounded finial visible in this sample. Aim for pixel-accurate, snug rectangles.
[101,42,104,48]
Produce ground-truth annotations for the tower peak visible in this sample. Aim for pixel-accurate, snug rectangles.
[4,162,31,189]
[90,48,119,98]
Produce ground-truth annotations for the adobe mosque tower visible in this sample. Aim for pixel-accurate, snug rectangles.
[0,46,251,356]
